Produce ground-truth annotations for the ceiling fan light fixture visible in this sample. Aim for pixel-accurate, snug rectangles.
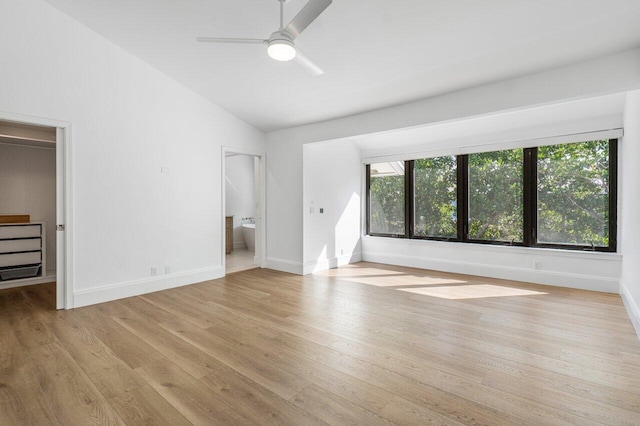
[267,39,296,61]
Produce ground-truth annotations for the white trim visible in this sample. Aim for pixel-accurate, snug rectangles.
[221,146,267,274]
[363,127,623,164]
[0,110,73,309]
[265,257,303,275]
[621,283,640,341]
[0,271,56,290]
[303,252,363,275]
[362,251,619,293]
[233,241,247,250]
[73,266,223,308]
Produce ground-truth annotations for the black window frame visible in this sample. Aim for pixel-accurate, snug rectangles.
[466,148,526,247]
[411,155,461,242]
[365,162,410,238]
[365,139,618,252]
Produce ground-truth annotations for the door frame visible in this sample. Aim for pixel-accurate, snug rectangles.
[221,146,266,272]
[0,111,73,309]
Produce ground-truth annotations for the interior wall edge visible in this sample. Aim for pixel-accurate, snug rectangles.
[265,257,304,275]
[621,282,640,341]
[302,252,363,275]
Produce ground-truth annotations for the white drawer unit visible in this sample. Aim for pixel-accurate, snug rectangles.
[0,224,41,239]
[0,223,45,282]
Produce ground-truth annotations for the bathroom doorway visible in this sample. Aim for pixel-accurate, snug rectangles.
[222,147,265,275]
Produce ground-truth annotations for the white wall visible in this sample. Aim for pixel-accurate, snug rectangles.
[0,0,266,307]
[266,50,640,290]
[266,138,304,273]
[225,155,255,249]
[303,140,362,274]
[0,143,56,272]
[620,91,640,336]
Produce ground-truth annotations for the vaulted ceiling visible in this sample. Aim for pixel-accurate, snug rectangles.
[44,0,640,132]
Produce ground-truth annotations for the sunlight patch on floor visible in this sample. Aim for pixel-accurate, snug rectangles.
[399,284,547,299]
[343,277,468,287]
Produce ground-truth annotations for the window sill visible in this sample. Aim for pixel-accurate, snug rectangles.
[362,235,621,261]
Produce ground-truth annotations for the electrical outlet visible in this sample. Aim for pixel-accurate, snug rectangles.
[534,261,542,270]
[165,266,171,274]
[151,267,157,276]
[319,208,324,214]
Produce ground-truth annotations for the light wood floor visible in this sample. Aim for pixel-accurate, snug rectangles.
[1,262,639,425]
[225,248,258,274]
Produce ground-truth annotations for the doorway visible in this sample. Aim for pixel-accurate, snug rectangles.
[0,113,71,309]
[222,147,265,275]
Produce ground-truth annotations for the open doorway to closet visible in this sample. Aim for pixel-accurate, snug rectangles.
[0,117,70,309]
[222,147,266,275]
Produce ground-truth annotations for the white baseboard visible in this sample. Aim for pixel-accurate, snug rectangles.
[73,266,224,308]
[621,283,640,341]
[265,257,303,275]
[363,251,619,293]
[303,252,363,275]
[233,240,247,250]
[0,271,57,290]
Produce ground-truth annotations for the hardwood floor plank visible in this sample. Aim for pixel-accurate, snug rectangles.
[107,384,194,426]
[291,384,395,426]
[159,317,312,400]
[135,359,253,425]
[439,331,640,393]
[379,396,466,426]
[195,314,398,415]
[2,289,55,349]
[109,305,224,379]
[1,261,639,425]
[45,310,145,399]
[0,316,59,425]
[482,370,640,425]
[73,306,166,370]
[28,342,125,425]
[199,364,326,425]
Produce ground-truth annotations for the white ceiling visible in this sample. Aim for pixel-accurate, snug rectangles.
[44,0,640,132]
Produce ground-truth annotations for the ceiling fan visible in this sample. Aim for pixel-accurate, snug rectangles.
[197,0,332,76]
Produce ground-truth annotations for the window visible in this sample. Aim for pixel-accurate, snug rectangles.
[468,149,523,243]
[413,156,458,239]
[365,139,617,252]
[536,140,613,248]
[367,162,406,235]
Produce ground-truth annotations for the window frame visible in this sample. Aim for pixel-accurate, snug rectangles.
[365,139,618,252]
[529,139,617,252]
[411,155,461,242]
[465,148,526,247]
[365,162,410,238]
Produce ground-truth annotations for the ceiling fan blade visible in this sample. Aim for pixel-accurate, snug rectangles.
[196,37,265,44]
[295,48,325,76]
[284,0,332,39]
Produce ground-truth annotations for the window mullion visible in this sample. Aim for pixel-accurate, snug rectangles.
[523,147,537,247]
[365,164,371,235]
[457,155,468,242]
[608,139,618,251]
[405,160,413,238]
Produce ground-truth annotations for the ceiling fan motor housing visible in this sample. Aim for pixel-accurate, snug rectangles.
[267,31,296,61]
